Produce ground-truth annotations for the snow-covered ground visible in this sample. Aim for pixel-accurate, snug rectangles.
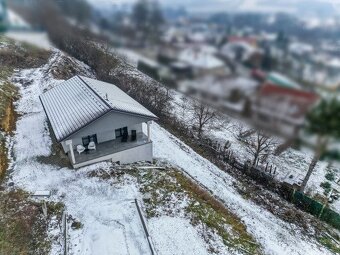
[5,9,53,51]
[5,49,336,255]
[9,51,150,254]
[7,9,30,29]
[7,51,229,255]
[115,48,158,69]
[170,90,340,213]
[115,46,339,207]
[152,123,335,255]
[149,216,210,255]
[5,31,53,50]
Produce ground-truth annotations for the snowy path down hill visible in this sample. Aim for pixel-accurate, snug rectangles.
[152,123,333,255]
[10,51,151,255]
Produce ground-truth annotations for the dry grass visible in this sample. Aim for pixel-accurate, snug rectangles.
[0,139,8,180]
[138,168,262,254]
[0,190,56,255]
[0,36,53,181]
[0,82,18,133]
[0,36,51,69]
[89,166,262,253]
[49,54,93,80]
[0,78,18,182]
[0,72,18,182]
[0,38,61,255]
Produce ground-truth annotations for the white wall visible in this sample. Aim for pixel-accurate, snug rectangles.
[61,111,150,152]
[73,142,153,168]
[110,142,153,164]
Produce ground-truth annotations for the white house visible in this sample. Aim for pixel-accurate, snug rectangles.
[178,45,224,70]
[40,76,158,168]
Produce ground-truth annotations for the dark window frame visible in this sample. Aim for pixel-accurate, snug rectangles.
[82,134,97,146]
[115,127,128,138]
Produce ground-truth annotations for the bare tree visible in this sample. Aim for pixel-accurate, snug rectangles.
[179,96,189,120]
[190,99,217,137]
[299,98,340,192]
[244,131,277,167]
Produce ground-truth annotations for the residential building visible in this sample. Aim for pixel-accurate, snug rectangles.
[40,76,158,168]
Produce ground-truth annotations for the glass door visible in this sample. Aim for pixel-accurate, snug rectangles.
[82,134,97,146]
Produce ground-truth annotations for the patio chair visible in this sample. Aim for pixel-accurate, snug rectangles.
[76,145,86,154]
[88,141,96,151]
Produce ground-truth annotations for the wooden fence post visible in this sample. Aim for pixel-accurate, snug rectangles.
[318,204,326,219]
[62,211,68,255]
[42,200,48,218]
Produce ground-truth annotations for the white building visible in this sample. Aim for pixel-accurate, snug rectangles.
[40,76,158,168]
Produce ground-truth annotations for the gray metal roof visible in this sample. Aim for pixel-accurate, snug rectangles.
[80,76,157,119]
[40,76,157,142]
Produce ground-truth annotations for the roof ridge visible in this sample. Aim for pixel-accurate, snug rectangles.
[77,75,112,110]
[77,76,158,120]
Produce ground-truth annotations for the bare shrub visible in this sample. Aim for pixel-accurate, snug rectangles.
[243,130,278,166]
[189,99,218,137]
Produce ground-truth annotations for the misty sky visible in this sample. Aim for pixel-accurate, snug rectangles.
[88,0,340,16]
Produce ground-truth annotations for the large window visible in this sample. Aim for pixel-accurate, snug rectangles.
[82,134,97,146]
[115,127,128,138]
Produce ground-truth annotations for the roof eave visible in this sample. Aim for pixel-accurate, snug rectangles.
[40,76,159,143]
[39,94,64,142]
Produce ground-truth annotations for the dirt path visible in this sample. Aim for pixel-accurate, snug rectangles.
[0,82,18,180]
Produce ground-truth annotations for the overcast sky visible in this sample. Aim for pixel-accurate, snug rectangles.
[88,0,340,16]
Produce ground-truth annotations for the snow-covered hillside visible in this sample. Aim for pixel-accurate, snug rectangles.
[7,51,231,255]
[6,50,337,255]
[170,91,340,213]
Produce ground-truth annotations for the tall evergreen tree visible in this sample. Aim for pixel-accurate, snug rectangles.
[58,0,91,24]
[149,0,164,37]
[300,98,340,192]
[262,46,272,71]
[132,0,149,34]
[131,0,164,41]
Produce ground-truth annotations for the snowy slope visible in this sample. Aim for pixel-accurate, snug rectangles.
[6,49,335,255]
[10,51,151,255]
[170,89,340,213]
[149,217,214,255]
[151,123,333,255]
[8,50,220,255]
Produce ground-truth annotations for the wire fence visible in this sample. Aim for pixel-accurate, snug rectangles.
[291,190,340,230]
[210,138,340,230]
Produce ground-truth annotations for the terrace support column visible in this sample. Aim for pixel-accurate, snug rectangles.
[147,121,151,142]
[65,140,75,165]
